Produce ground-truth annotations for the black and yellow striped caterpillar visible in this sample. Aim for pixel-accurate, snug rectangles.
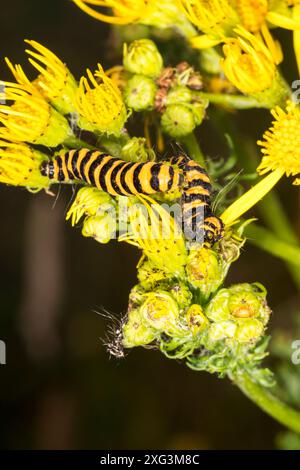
[40,148,224,245]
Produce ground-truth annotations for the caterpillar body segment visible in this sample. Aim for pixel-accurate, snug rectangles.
[40,148,184,196]
[40,148,224,245]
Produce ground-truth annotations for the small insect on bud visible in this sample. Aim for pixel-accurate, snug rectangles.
[124,75,157,111]
[186,304,208,336]
[121,137,156,163]
[140,291,180,335]
[161,104,196,138]
[123,39,163,78]
[123,309,157,349]
[82,213,116,244]
[186,247,224,300]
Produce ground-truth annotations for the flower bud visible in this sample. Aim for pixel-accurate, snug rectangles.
[166,86,192,106]
[123,39,163,78]
[66,187,113,226]
[170,283,193,310]
[121,137,155,162]
[205,289,231,322]
[123,308,156,348]
[161,104,195,138]
[124,75,157,111]
[186,247,224,299]
[140,291,180,334]
[192,99,208,126]
[207,321,237,342]
[186,304,208,335]
[82,213,116,244]
[205,283,270,344]
[137,260,168,290]
[235,319,264,343]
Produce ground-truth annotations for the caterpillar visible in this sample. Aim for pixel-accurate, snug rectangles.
[170,153,224,244]
[40,148,224,245]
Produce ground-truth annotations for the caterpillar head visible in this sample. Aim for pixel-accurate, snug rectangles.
[203,215,224,246]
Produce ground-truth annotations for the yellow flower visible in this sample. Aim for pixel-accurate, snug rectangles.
[233,0,269,33]
[178,0,239,48]
[257,101,300,184]
[0,62,70,146]
[72,0,152,24]
[72,0,196,36]
[221,26,281,94]
[25,40,78,115]
[119,195,187,276]
[76,64,127,135]
[0,141,49,190]
[221,101,300,225]
[66,186,114,226]
[266,0,300,31]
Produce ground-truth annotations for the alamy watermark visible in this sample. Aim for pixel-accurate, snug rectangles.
[291,340,300,365]
[0,340,6,365]
[292,80,300,103]
[0,82,5,105]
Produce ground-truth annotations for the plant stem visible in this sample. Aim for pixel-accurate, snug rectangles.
[230,370,300,434]
[198,92,265,109]
[180,133,206,167]
[245,223,300,267]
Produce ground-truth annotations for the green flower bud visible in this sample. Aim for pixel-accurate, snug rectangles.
[206,283,270,344]
[128,284,146,309]
[140,291,180,334]
[228,283,271,326]
[170,283,193,310]
[123,39,163,78]
[205,289,231,322]
[82,213,116,244]
[228,290,260,319]
[161,104,196,138]
[192,100,208,126]
[166,86,192,106]
[186,304,208,336]
[186,247,224,299]
[123,309,156,348]
[235,319,264,344]
[125,75,157,111]
[121,137,155,163]
[208,321,237,342]
[137,260,168,290]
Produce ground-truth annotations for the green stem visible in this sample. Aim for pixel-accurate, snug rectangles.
[180,133,206,168]
[231,370,300,434]
[245,223,300,267]
[198,92,265,109]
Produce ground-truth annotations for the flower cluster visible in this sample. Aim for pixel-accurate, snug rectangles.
[1,0,300,432]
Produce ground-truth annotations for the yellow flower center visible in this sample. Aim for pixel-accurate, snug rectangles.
[76,65,127,134]
[257,101,300,184]
[0,84,51,143]
[178,0,237,34]
[233,0,268,33]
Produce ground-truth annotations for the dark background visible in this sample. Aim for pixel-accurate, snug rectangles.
[0,0,299,450]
